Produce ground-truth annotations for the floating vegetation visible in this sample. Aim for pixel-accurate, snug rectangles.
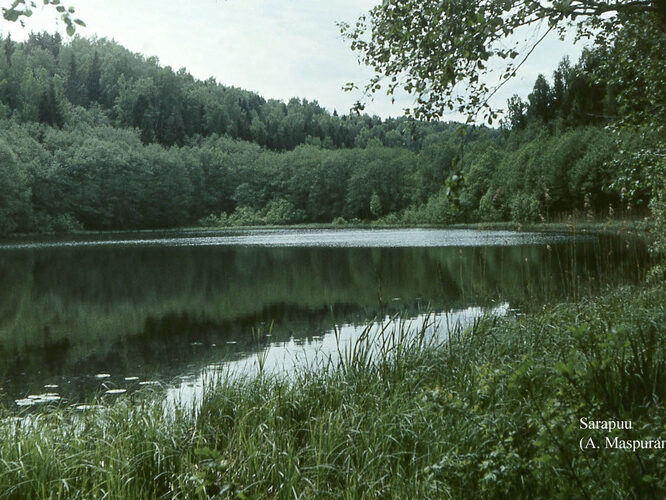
[74,404,102,411]
[15,393,62,406]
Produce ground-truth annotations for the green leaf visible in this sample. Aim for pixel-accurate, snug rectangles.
[3,9,21,22]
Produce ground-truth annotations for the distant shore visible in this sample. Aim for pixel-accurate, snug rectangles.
[0,217,649,242]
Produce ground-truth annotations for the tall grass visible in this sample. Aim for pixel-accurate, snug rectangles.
[1,282,665,498]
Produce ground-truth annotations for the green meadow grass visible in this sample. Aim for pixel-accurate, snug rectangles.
[1,282,665,498]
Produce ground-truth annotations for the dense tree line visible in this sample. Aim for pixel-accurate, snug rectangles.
[0,33,452,150]
[506,51,617,132]
[0,117,475,231]
[0,23,660,235]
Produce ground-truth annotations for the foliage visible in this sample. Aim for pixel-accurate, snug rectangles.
[0,138,31,233]
[0,30,660,235]
[478,187,506,222]
[1,0,84,35]
[510,193,541,224]
[0,34,456,150]
[2,283,666,497]
[340,0,662,123]
[646,155,666,281]
[369,191,382,218]
[597,13,666,279]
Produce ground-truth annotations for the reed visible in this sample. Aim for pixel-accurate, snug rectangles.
[1,281,665,498]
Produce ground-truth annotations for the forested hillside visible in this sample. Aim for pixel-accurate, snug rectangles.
[0,29,659,234]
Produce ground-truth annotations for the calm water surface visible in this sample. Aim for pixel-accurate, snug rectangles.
[0,228,648,408]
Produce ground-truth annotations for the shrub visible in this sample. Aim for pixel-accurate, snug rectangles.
[264,199,304,225]
[369,192,383,218]
[424,189,459,224]
[228,206,265,226]
[376,212,400,225]
[478,188,505,222]
[50,214,83,232]
[509,193,542,223]
[198,213,223,227]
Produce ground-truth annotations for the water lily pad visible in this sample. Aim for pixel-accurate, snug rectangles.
[22,393,61,404]
[75,404,102,411]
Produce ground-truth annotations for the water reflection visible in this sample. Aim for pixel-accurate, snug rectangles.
[168,304,510,409]
[0,229,648,407]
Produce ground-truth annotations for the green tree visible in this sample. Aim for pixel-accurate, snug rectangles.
[64,51,80,105]
[341,0,663,123]
[37,80,62,127]
[86,50,101,103]
[527,75,553,124]
[369,192,382,218]
[0,139,31,234]
[506,96,527,130]
[2,33,14,66]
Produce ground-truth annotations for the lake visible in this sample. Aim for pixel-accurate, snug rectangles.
[0,228,648,408]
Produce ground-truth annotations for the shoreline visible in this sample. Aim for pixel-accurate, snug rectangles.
[2,281,664,497]
[0,217,648,242]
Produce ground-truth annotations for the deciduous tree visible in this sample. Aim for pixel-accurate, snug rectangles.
[340,0,664,123]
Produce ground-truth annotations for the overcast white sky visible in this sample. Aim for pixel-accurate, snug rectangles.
[2,0,588,120]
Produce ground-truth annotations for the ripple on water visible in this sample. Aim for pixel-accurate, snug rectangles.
[0,228,578,251]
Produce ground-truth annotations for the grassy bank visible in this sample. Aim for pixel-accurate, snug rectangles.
[1,282,665,498]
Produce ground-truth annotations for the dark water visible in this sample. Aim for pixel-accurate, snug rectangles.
[0,228,648,408]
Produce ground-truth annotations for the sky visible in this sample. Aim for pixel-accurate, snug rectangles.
[2,0,588,120]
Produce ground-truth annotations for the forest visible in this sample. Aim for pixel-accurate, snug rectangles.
[0,23,662,234]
